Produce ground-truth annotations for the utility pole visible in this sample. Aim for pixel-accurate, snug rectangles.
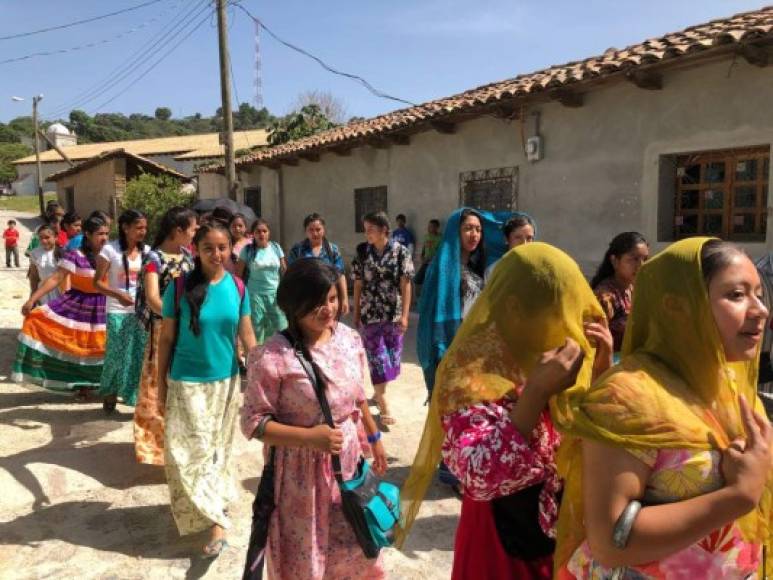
[32,95,45,216]
[216,0,237,201]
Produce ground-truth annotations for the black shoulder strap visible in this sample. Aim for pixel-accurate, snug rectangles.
[280,329,344,483]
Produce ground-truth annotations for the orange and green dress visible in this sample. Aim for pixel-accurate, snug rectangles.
[13,250,106,391]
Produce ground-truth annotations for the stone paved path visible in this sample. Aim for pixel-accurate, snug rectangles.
[0,210,458,579]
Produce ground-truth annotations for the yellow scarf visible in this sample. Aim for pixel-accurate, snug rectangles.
[552,237,772,574]
[397,242,603,546]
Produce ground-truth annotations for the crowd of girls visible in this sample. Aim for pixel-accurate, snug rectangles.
[9,200,773,578]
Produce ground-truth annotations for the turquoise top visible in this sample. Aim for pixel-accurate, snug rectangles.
[162,273,250,382]
[239,241,284,296]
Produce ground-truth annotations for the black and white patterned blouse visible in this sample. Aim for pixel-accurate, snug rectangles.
[461,264,484,318]
[352,240,414,325]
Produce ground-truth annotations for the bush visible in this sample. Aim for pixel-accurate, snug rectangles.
[122,172,193,240]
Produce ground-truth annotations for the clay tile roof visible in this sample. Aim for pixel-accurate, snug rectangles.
[47,149,191,182]
[201,5,773,173]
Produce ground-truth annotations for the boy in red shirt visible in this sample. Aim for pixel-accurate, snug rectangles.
[4,219,20,268]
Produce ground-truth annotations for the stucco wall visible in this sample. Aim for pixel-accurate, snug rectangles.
[55,158,120,217]
[222,55,773,272]
[13,161,69,196]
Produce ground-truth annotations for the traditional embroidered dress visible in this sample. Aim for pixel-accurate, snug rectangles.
[133,248,193,465]
[399,243,604,580]
[12,250,106,391]
[553,237,773,579]
[242,325,385,580]
[592,276,632,352]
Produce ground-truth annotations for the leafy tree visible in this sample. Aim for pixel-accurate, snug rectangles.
[122,172,193,237]
[155,107,172,121]
[0,124,21,143]
[268,104,336,146]
[0,143,33,183]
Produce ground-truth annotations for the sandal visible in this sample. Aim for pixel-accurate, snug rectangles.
[374,396,396,425]
[202,538,229,559]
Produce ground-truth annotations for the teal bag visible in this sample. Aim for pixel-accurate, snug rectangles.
[282,330,401,558]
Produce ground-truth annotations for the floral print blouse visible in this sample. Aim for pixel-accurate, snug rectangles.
[561,448,761,579]
[593,277,632,352]
[441,400,563,538]
[351,240,414,324]
[287,238,345,275]
[135,248,194,330]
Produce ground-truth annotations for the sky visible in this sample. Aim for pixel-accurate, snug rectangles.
[0,0,767,124]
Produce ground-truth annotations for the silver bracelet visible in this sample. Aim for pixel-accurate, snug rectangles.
[612,500,642,549]
[254,415,274,440]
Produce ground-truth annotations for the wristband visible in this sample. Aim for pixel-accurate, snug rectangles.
[254,415,274,440]
[367,431,382,444]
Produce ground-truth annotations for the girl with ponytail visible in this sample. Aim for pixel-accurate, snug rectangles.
[156,221,256,557]
[94,209,150,413]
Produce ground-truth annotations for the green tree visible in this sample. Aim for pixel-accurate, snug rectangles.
[267,104,336,146]
[0,123,21,143]
[122,172,193,238]
[0,143,32,183]
[154,107,172,121]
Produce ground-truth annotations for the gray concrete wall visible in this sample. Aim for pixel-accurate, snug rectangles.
[13,161,68,196]
[216,55,773,272]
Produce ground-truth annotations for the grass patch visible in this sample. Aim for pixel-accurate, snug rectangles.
[0,193,57,214]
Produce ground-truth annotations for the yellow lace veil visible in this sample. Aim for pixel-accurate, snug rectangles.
[551,237,772,573]
[397,242,603,547]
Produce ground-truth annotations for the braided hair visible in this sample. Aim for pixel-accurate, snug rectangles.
[117,209,147,291]
[183,221,231,336]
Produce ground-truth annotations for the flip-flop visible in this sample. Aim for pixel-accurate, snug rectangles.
[202,538,229,559]
[379,414,396,426]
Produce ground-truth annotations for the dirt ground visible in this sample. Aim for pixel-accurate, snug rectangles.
[0,210,458,579]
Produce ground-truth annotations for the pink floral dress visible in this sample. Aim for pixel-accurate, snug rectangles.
[561,448,761,579]
[242,324,385,580]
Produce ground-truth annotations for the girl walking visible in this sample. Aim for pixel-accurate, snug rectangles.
[94,209,150,412]
[230,212,252,255]
[352,211,414,425]
[235,218,287,344]
[288,213,349,314]
[133,207,197,465]
[13,215,109,392]
[27,223,63,305]
[555,238,773,578]
[590,232,649,352]
[157,222,255,556]
[242,258,387,579]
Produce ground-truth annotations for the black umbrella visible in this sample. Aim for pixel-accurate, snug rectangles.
[192,197,257,223]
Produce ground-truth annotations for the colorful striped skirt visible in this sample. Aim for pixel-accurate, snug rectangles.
[13,288,106,392]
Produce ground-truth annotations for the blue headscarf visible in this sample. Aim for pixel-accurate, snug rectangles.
[417,208,533,395]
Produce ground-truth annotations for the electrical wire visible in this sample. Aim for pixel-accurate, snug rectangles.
[46,0,211,117]
[232,2,417,108]
[0,1,185,66]
[92,6,214,113]
[0,0,169,41]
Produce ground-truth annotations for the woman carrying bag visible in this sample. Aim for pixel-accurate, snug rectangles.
[242,259,388,579]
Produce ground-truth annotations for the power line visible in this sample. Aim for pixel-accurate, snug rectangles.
[232,2,417,108]
[92,7,214,113]
[0,0,170,41]
[46,0,211,118]
[0,1,185,66]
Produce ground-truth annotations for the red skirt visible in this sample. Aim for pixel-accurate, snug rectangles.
[451,495,553,580]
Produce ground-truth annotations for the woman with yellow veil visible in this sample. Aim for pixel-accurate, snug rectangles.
[398,242,612,578]
[554,238,773,578]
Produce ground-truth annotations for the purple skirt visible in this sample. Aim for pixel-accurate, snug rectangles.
[360,321,404,384]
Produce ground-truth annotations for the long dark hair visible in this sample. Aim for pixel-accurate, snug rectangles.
[277,259,341,344]
[117,209,147,291]
[183,222,231,336]
[591,231,648,288]
[36,223,63,262]
[460,208,486,278]
[80,215,107,268]
[153,206,197,248]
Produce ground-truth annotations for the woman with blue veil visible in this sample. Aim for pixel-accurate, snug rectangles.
[416,208,534,490]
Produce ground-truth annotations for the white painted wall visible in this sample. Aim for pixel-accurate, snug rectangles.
[218,56,773,272]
